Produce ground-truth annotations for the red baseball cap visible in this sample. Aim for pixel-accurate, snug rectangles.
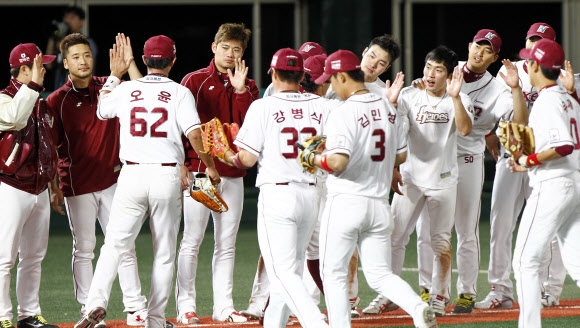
[268,48,303,74]
[9,43,55,68]
[144,35,176,59]
[473,29,502,54]
[298,42,326,60]
[519,38,564,70]
[527,22,556,41]
[304,55,327,84]
[315,50,361,85]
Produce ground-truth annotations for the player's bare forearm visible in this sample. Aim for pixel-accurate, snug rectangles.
[395,151,407,166]
[511,87,529,125]
[313,153,349,174]
[227,149,258,168]
[48,176,65,215]
[453,97,472,136]
[127,61,143,80]
[485,134,500,161]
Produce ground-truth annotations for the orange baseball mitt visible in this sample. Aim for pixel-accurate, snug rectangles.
[200,118,234,166]
[190,173,228,213]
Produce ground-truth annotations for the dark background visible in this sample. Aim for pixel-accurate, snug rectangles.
[0,1,562,91]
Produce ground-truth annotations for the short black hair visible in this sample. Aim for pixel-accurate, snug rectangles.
[332,69,365,83]
[64,6,85,20]
[10,63,33,78]
[276,69,304,84]
[529,59,561,80]
[300,73,318,93]
[425,46,458,77]
[369,34,401,63]
[144,57,174,69]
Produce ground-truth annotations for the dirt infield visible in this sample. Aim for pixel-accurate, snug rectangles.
[58,299,580,328]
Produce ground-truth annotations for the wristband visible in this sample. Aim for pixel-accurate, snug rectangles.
[100,75,121,94]
[485,131,494,138]
[232,152,251,170]
[320,154,334,173]
[27,81,43,93]
[517,153,541,168]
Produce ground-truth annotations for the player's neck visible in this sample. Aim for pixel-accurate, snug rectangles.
[364,75,376,83]
[70,74,91,89]
[147,68,170,77]
[534,78,558,93]
[427,88,446,98]
[273,81,300,93]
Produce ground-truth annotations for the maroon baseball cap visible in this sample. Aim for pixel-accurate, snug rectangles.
[9,43,55,68]
[315,50,361,85]
[298,42,326,60]
[268,48,303,74]
[144,35,176,59]
[519,38,564,70]
[527,22,556,41]
[473,29,502,54]
[304,55,327,84]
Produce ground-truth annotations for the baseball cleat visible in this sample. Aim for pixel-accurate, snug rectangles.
[74,307,107,328]
[451,294,475,314]
[1,320,15,328]
[474,291,513,309]
[420,288,430,303]
[429,295,447,317]
[164,321,174,328]
[176,312,201,325]
[127,309,147,326]
[239,304,263,320]
[541,294,560,308]
[95,321,105,328]
[362,295,399,315]
[350,297,361,318]
[17,316,58,328]
[212,309,248,323]
[415,305,438,328]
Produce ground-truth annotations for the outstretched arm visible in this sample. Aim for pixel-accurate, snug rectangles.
[499,59,528,125]
[447,66,472,136]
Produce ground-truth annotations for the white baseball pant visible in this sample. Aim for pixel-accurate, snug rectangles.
[175,175,243,318]
[320,194,426,328]
[0,184,50,321]
[65,183,147,314]
[391,182,456,301]
[540,238,566,297]
[513,171,580,328]
[257,183,326,328]
[86,164,182,328]
[416,154,485,296]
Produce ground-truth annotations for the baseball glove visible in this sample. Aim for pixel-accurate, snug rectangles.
[190,173,228,213]
[223,122,241,153]
[498,121,535,160]
[297,135,326,174]
[200,118,233,166]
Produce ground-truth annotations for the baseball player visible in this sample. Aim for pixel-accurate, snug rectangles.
[0,44,59,328]
[220,48,333,328]
[46,33,147,327]
[509,38,580,328]
[75,35,219,328]
[477,23,571,309]
[175,23,259,324]
[365,45,474,317]
[308,49,437,328]
[411,29,528,314]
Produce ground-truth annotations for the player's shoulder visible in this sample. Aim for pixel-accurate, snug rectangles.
[181,67,212,85]
[400,85,421,99]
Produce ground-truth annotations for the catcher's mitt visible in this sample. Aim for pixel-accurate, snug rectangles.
[498,121,535,160]
[297,135,326,174]
[190,173,228,213]
[223,122,241,153]
[200,118,233,166]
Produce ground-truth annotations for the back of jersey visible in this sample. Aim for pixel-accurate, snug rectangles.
[97,75,200,165]
[234,92,331,187]
[325,93,404,199]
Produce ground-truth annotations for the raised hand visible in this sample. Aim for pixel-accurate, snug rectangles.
[560,60,576,93]
[411,78,426,90]
[447,66,463,98]
[385,71,405,106]
[228,58,249,94]
[110,44,130,79]
[498,59,520,89]
[115,33,135,67]
[31,54,46,86]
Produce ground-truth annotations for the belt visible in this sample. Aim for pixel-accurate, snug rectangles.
[125,161,177,167]
[276,182,316,186]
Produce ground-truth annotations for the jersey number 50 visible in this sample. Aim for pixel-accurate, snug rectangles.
[130,107,168,138]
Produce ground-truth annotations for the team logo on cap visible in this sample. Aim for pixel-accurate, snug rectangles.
[534,48,545,60]
[302,44,315,52]
[485,32,497,40]
[19,53,30,64]
[331,60,341,70]
[271,55,278,66]
[537,25,549,33]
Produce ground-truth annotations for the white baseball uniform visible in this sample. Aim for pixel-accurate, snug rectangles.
[415,61,514,298]
[512,84,580,328]
[86,75,200,328]
[234,92,331,328]
[390,87,473,303]
[320,92,433,328]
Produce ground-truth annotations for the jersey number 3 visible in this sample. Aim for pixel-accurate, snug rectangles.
[130,107,168,138]
[281,127,317,158]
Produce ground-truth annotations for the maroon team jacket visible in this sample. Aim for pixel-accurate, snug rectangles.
[0,78,58,195]
[47,76,121,197]
[181,59,260,177]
